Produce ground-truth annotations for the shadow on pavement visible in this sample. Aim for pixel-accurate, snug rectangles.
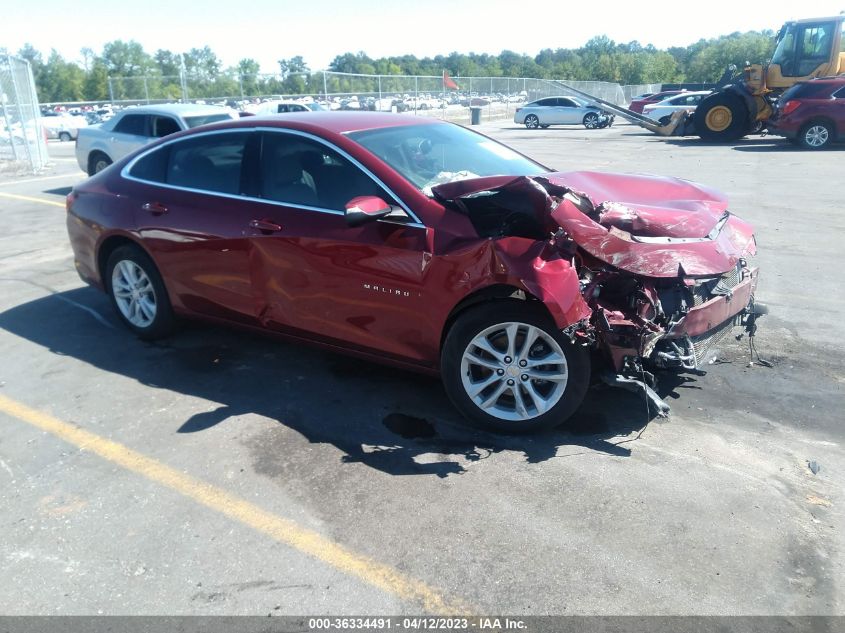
[0,288,669,478]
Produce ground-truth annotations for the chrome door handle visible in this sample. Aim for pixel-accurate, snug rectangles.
[249,219,283,233]
[141,202,168,215]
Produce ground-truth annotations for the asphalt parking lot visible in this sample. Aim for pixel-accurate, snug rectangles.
[0,123,842,617]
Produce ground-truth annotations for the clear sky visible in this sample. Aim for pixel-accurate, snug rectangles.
[3,1,844,73]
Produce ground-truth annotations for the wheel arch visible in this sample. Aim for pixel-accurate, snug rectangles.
[802,116,838,136]
[439,284,549,353]
[97,234,152,289]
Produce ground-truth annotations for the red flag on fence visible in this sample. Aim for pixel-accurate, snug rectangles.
[442,70,459,90]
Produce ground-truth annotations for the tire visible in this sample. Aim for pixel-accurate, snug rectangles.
[695,92,748,141]
[524,114,540,129]
[798,121,833,149]
[441,301,590,433]
[583,112,600,129]
[88,152,112,176]
[105,244,175,340]
[59,131,72,142]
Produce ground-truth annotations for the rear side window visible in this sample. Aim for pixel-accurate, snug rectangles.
[166,132,251,195]
[151,116,180,137]
[114,114,148,136]
[129,146,169,182]
[784,82,839,99]
[833,87,845,99]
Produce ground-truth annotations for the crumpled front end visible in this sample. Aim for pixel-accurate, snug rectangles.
[433,170,766,412]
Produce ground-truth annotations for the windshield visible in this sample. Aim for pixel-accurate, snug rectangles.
[772,23,799,69]
[348,123,546,194]
[184,113,234,128]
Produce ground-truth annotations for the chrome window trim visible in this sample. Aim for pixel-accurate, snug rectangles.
[120,126,426,228]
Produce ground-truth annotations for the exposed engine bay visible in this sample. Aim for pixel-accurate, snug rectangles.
[433,171,767,414]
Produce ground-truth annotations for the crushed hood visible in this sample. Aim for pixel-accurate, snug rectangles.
[432,170,756,278]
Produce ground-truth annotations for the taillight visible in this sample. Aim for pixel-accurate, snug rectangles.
[781,100,801,115]
[66,191,77,213]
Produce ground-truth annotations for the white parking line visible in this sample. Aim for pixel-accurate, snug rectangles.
[0,173,83,187]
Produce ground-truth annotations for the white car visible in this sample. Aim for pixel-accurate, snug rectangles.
[75,104,238,176]
[247,100,326,115]
[643,91,711,124]
[42,114,88,141]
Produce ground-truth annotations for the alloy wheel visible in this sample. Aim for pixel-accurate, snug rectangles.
[111,260,157,328]
[460,321,569,422]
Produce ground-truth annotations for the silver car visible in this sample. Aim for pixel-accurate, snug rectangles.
[75,104,238,176]
[514,96,604,129]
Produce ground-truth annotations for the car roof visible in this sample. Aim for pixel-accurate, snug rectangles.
[118,104,234,117]
[212,111,443,135]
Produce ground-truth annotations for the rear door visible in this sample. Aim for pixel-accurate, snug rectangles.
[126,129,261,324]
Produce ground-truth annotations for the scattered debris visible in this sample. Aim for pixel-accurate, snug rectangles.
[807,460,821,475]
[806,495,832,507]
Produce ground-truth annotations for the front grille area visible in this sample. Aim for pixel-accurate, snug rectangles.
[689,317,737,366]
[690,261,746,306]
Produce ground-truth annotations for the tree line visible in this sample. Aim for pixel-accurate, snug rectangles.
[5,31,776,104]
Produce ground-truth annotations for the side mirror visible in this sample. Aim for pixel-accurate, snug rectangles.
[344,196,393,227]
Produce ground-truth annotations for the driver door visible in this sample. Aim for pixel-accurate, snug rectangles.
[246,131,431,362]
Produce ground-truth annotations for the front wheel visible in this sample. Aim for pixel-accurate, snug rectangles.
[59,131,72,142]
[441,302,590,433]
[695,92,748,141]
[524,114,540,129]
[798,121,832,149]
[106,245,175,340]
[583,112,600,129]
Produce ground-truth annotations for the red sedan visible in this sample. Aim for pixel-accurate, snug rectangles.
[66,113,765,432]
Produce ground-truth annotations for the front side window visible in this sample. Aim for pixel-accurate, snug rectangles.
[259,132,395,211]
[349,123,546,195]
[113,114,148,136]
[166,132,250,194]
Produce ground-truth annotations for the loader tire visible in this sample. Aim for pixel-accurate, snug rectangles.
[695,92,748,141]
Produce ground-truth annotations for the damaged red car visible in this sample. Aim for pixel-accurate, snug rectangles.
[66,113,765,432]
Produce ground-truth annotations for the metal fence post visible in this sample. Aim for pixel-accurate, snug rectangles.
[108,77,115,105]
[7,56,34,171]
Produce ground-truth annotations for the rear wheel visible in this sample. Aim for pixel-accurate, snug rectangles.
[58,131,72,142]
[524,114,540,129]
[441,302,590,433]
[105,244,175,340]
[695,92,748,141]
[88,152,112,176]
[798,121,833,149]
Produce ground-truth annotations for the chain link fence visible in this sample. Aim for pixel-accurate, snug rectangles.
[98,71,661,125]
[1,55,48,173]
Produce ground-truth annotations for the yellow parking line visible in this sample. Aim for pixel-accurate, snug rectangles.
[0,393,470,615]
[0,192,65,208]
